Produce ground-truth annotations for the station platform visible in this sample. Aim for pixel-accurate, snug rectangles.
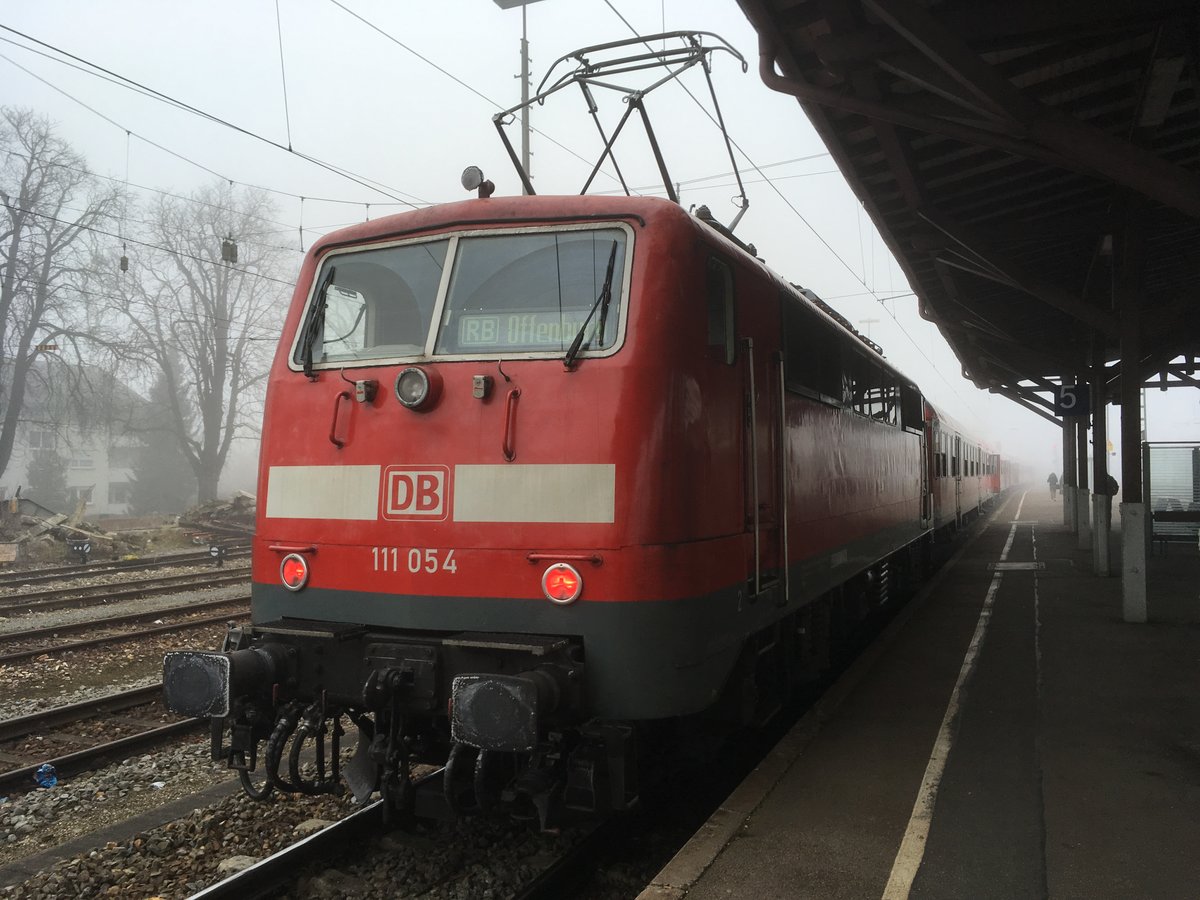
[638,490,1200,899]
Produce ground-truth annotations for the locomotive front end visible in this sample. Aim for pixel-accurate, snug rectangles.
[164,198,652,825]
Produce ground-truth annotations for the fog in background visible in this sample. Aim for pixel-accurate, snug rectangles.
[5,1,1197,498]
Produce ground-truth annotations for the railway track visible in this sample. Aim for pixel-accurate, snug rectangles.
[187,798,389,899]
[0,546,249,589]
[0,566,251,616]
[0,683,203,793]
[186,789,614,900]
[511,820,616,900]
[0,596,249,665]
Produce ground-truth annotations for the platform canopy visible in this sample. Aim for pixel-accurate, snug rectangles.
[737,0,1200,417]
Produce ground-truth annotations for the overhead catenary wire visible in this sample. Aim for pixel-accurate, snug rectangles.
[17,274,285,343]
[597,167,841,198]
[10,203,298,288]
[33,196,309,256]
[274,0,294,151]
[600,0,986,429]
[325,0,627,188]
[4,14,839,260]
[0,145,414,239]
[598,1,869,285]
[0,26,429,207]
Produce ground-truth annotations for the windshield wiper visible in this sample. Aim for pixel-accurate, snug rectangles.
[300,265,336,379]
[564,241,619,370]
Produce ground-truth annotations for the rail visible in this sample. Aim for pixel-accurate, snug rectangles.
[0,684,203,792]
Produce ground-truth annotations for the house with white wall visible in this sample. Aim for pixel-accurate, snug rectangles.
[0,365,149,517]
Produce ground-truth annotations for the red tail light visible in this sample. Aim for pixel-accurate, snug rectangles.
[280,553,309,591]
[542,563,582,605]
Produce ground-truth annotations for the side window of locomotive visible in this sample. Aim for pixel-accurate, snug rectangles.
[299,240,449,365]
[434,229,627,355]
[847,353,899,425]
[900,383,923,432]
[706,257,735,364]
[782,296,842,404]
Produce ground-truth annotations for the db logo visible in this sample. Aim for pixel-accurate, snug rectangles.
[382,466,449,520]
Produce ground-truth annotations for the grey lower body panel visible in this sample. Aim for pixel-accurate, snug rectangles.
[252,521,929,720]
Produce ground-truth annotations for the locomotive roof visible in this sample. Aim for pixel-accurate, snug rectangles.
[306,194,693,257]
[926,400,993,450]
[302,191,925,409]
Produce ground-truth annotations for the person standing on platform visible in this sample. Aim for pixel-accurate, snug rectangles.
[1102,473,1119,520]
[1047,472,1059,500]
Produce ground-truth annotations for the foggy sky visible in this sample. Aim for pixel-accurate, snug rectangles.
[4,1,1196,487]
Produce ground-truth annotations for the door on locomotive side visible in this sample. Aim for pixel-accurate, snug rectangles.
[723,257,783,603]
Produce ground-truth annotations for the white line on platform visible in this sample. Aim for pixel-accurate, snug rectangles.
[881,491,1028,899]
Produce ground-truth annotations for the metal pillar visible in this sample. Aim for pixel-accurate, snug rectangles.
[520,5,531,190]
[1091,345,1111,576]
[1062,411,1076,528]
[1142,441,1154,561]
[494,0,540,191]
[1076,369,1091,550]
[1117,227,1147,622]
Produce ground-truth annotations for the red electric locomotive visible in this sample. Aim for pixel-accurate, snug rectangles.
[164,188,998,825]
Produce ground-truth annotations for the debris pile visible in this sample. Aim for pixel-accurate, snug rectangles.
[179,491,256,538]
[0,497,144,563]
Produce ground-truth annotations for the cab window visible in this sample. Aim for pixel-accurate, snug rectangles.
[434,229,627,355]
[299,239,449,366]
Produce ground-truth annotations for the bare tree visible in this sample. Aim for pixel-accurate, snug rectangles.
[0,108,118,482]
[112,181,291,502]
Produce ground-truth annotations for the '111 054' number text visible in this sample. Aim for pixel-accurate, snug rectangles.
[372,547,457,574]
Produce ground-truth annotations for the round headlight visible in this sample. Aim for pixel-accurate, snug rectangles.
[280,553,309,592]
[542,563,583,605]
[394,366,441,411]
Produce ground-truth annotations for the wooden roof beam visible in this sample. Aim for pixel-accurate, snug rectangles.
[860,0,1200,218]
[753,34,1200,219]
[987,382,1066,427]
[750,29,1079,168]
[960,322,1079,377]
[977,352,1064,394]
[919,206,1119,337]
[877,50,1018,126]
[812,0,1193,64]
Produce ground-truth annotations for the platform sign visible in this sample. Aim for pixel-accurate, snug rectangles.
[1054,383,1090,417]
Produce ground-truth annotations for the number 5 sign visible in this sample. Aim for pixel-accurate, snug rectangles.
[1054,383,1090,416]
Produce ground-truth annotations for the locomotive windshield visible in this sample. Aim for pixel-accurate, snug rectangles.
[434,229,626,355]
[294,225,628,368]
